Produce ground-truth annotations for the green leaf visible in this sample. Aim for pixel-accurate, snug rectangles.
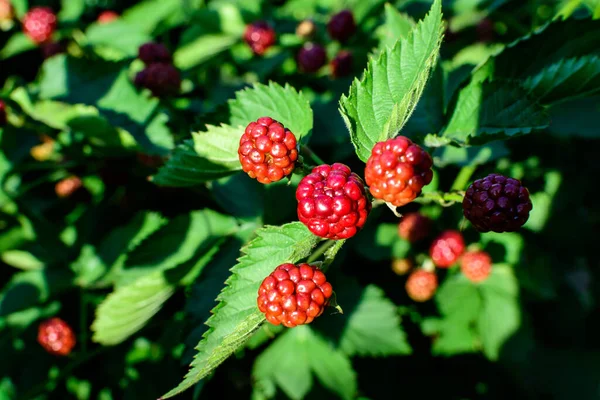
[152,140,239,186]
[442,80,549,145]
[91,271,175,345]
[192,124,243,171]
[377,4,416,49]
[161,222,320,399]
[436,272,481,324]
[174,34,239,70]
[1,250,44,271]
[59,0,85,22]
[253,326,357,400]
[85,21,153,59]
[547,95,600,138]
[354,219,409,261]
[0,33,36,59]
[477,266,521,360]
[521,55,600,105]
[339,0,443,162]
[339,285,411,356]
[433,141,509,167]
[120,210,237,284]
[121,0,180,34]
[229,82,313,143]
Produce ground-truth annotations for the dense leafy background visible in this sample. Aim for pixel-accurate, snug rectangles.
[1,0,600,399]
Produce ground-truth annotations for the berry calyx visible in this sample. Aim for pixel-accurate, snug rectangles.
[297,163,371,240]
[462,173,533,233]
[138,42,172,65]
[22,7,56,44]
[297,43,327,73]
[55,176,83,198]
[398,212,431,243]
[327,9,356,42]
[392,258,412,275]
[37,317,76,356]
[244,21,276,56]
[296,19,316,39]
[461,250,492,283]
[330,50,353,78]
[134,63,181,97]
[258,263,333,328]
[238,117,298,184]
[406,269,437,302]
[429,230,465,268]
[364,136,433,207]
[97,10,119,24]
[0,100,6,126]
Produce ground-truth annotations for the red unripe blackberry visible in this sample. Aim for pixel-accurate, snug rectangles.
[37,318,76,356]
[429,230,465,268]
[97,10,119,24]
[364,136,433,207]
[134,63,181,97]
[462,173,532,233]
[138,42,172,65]
[398,212,431,243]
[297,163,371,240]
[327,9,356,42]
[22,7,56,44]
[460,250,492,283]
[0,0,13,22]
[238,117,298,184]
[55,176,83,198]
[0,100,6,126]
[258,263,333,328]
[297,43,327,73]
[330,50,353,78]
[244,21,276,56]
[406,270,438,302]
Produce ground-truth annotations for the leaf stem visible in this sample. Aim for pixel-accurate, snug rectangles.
[450,165,476,191]
[300,145,326,166]
[414,191,464,207]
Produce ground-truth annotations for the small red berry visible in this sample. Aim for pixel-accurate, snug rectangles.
[97,10,119,24]
[138,42,172,65]
[327,9,356,42]
[406,269,437,302]
[37,318,76,356]
[0,100,6,126]
[364,136,433,207]
[296,19,317,39]
[258,263,333,328]
[297,43,327,73]
[244,21,276,56]
[430,230,465,268]
[22,7,56,44]
[40,40,65,59]
[330,50,353,78]
[392,258,412,275]
[297,163,371,240]
[55,176,83,198]
[462,173,533,233]
[134,63,181,97]
[238,117,298,184]
[461,250,492,283]
[0,0,14,23]
[398,212,431,243]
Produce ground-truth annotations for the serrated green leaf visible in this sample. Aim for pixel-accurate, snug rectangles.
[192,124,243,171]
[162,222,320,399]
[521,55,600,105]
[378,4,416,49]
[547,95,600,138]
[339,285,411,356]
[253,326,357,400]
[442,80,549,145]
[433,141,509,167]
[91,271,175,345]
[153,140,239,186]
[436,272,481,323]
[339,0,443,162]
[229,82,313,143]
[422,317,478,356]
[85,21,153,59]
[174,34,238,70]
[121,0,180,34]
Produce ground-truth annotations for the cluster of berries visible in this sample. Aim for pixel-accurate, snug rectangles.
[243,10,357,78]
[243,115,532,325]
[134,42,181,97]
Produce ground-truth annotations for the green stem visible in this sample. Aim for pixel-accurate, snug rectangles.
[415,191,464,207]
[300,145,326,166]
[307,240,337,264]
[450,165,476,192]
